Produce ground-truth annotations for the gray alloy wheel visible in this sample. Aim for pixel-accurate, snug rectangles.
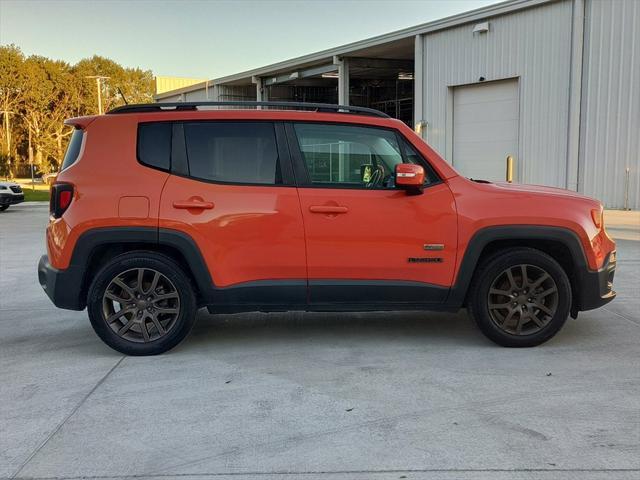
[102,267,180,343]
[487,264,559,336]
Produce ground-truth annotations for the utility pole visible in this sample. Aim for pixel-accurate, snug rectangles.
[85,76,110,114]
[28,125,34,190]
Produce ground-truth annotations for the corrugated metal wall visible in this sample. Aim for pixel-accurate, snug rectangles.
[157,93,184,102]
[217,85,256,101]
[580,0,640,209]
[184,89,211,101]
[157,84,257,103]
[421,0,573,187]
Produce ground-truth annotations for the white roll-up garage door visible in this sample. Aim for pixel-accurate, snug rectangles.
[452,79,520,182]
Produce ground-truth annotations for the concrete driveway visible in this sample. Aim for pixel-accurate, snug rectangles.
[1,203,639,480]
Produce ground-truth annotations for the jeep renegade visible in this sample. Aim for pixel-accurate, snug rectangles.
[38,102,617,355]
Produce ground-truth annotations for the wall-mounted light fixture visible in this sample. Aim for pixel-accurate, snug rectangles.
[415,120,427,136]
[472,21,490,34]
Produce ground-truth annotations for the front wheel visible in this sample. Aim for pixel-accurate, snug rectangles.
[468,247,572,347]
[87,251,197,355]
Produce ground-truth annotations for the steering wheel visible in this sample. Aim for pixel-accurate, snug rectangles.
[366,165,386,188]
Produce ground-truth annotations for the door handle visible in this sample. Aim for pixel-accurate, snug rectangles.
[309,205,349,214]
[173,200,214,210]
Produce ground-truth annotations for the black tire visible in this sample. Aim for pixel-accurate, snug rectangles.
[0,205,9,211]
[467,247,572,347]
[87,251,197,355]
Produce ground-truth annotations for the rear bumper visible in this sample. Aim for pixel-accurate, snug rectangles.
[38,254,86,310]
[576,251,616,311]
[0,193,24,206]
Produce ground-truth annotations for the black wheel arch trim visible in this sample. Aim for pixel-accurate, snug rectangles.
[40,226,214,310]
[446,225,590,308]
[157,228,214,300]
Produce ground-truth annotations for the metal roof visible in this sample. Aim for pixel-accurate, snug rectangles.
[155,0,554,99]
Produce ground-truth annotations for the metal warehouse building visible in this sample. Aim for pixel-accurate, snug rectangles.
[156,0,639,209]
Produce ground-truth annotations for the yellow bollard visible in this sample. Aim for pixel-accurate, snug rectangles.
[506,155,514,183]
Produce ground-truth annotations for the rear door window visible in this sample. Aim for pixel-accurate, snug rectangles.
[183,122,281,185]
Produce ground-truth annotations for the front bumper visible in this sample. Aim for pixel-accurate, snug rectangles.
[576,251,616,312]
[38,255,86,310]
[0,192,24,206]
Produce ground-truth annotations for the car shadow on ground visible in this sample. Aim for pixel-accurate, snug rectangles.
[185,310,479,349]
[166,308,602,355]
[18,303,615,360]
[20,284,625,360]
[14,294,622,360]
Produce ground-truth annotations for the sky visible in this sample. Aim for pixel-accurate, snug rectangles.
[1,0,500,79]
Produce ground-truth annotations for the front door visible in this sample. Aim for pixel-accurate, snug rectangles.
[159,120,307,308]
[452,78,520,182]
[287,122,458,307]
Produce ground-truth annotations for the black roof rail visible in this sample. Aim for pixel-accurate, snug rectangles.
[106,101,390,118]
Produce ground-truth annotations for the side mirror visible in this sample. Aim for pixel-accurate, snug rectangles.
[395,164,425,194]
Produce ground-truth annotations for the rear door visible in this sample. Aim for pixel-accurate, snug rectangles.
[157,120,307,309]
[287,122,458,308]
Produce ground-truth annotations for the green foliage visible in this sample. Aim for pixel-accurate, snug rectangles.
[0,45,154,176]
[23,188,50,202]
[0,153,11,178]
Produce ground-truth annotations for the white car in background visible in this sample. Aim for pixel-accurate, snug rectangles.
[0,181,25,211]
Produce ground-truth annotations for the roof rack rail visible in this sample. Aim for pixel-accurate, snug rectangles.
[107,101,390,118]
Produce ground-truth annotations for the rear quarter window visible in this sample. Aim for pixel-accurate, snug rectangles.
[137,122,172,171]
[60,129,84,171]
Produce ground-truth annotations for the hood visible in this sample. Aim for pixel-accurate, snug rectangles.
[475,180,600,205]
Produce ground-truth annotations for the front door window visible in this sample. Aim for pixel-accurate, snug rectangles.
[293,123,437,189]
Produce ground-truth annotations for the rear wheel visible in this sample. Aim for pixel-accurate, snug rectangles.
[0,205,9,211]
[468,247,571,347]
[87,251,197,355]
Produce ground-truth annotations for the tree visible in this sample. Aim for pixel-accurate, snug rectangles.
[73,56,154,114]
[0,46,155,175]
[20,56,76,173]
[0,154,10,178]
[0,45,27,176]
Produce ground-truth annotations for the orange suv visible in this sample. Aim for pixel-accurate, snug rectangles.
[38,102,617,355]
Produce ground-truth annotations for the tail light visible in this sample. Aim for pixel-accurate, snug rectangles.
[50,183,74,218]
